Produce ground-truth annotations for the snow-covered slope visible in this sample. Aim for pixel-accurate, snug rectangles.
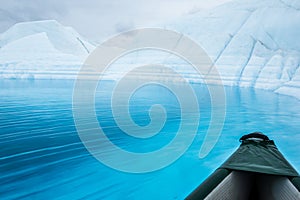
[0,20,95,79]
[165,0,300,99]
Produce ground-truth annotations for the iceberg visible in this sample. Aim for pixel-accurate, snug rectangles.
[165,0,300,100]
[0,20,95,79]
[0,0,300,100]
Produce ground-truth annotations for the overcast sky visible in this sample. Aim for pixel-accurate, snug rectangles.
[0,0,231,42]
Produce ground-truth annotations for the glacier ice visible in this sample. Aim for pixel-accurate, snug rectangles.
[0,20,94,56]
[0,0,300,100]
[0,20,95,79]
[165,0,300,100]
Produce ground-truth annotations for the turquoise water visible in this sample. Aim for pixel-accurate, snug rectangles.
[1,80,300,199]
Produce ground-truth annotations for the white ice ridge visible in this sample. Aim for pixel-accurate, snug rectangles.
[0,0,300,100]
[0,20,95,79]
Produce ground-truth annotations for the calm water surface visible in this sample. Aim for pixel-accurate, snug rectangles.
[0,80,299,199]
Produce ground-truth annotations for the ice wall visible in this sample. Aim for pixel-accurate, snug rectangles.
[165,0,300,99]
[0,0,300,100]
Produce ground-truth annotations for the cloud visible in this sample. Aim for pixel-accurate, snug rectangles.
[115,21,135,33]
